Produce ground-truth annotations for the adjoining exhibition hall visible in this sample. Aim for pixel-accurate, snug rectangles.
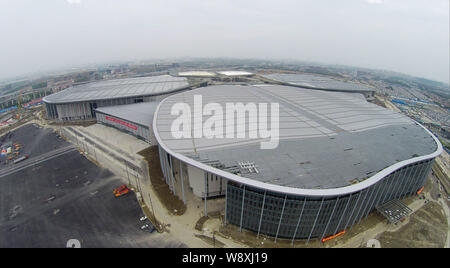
[43,75,189,121]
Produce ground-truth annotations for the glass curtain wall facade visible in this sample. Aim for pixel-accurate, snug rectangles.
[225,159,434,240]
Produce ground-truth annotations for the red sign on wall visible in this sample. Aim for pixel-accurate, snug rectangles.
[105,116,138,130]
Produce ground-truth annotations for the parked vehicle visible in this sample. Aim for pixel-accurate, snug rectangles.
[13,155,29,164]
[140,223,156,233]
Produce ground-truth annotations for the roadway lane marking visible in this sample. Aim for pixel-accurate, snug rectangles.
[0,146,77,178]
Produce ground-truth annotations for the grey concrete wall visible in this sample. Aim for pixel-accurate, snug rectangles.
[59,127,145,190]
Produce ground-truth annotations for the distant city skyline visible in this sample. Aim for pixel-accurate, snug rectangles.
[0,0,448,84]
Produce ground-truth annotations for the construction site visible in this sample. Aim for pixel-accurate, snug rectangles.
[0,73,448,248]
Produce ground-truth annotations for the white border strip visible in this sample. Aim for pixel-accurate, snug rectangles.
[153,90,443,197]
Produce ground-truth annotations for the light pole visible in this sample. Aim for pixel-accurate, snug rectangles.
[124,160,131,186]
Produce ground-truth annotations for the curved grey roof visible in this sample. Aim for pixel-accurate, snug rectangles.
[95,101,159,127]
[262,73,374,93]
[44,75,189,104]
[153,84,442,196]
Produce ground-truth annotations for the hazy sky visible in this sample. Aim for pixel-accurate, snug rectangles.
[0,0,448,83]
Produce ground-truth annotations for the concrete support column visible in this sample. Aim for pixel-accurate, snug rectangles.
[275,195,287,243]
[163,150,168,178]
[400,165,417,199]
[180,160,186,204]
[321,197,339,241]
[169,155,176,196]
[364,182,384,220]
[380,173,395,205]
[409,162,427,196]
[204,172,208,217]
[224,182,228,226]
[291,196,307,245]
[164,152,172,191]
[374,177,390,209]
[307,198,324,244]
[257,191,267,238]
[358,186,376,224]
[415,161,433,193]
[158,147,165,182]
[399,165,415,199]
[345,192,361,230]
[389,168,407,201]
[386,170,401,201]
[334,194,351,234]
[383,172,399,203]
[418,161,432,190]
[239,185,246,232]
[419,160,434,188]
[350,189,369,229]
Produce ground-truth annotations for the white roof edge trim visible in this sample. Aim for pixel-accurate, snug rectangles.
[153,93,443,198]
[42,85,189,105]
[260,75,375,92]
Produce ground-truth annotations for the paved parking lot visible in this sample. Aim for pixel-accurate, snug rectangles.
[0,123,67,168]
[0,124,185,247]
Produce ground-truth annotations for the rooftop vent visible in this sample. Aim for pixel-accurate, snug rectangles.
[238,161,259,174]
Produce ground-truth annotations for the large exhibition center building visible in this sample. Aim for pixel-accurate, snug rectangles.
[153,84,442,241]
[43,73,442,242]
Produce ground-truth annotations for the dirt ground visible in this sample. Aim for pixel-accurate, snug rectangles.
[47,120,97,127]
[195,216,210,231]
[377,201,447,248]
[194,233,226,248]
[218,223,323,248]
[0,108,39,136]
[138,146,186,216]
[433,152,450,196]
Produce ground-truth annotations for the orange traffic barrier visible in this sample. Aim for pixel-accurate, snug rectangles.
[417,186,424,195]
[113,184,128,194]
[321,230,346,243]
[115,188,130,197]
